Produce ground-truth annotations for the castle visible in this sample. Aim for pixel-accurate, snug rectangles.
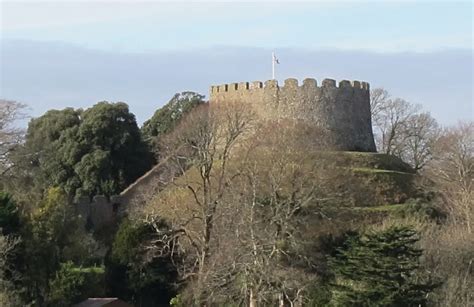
[78,77,379,229]
[210,78,376,152]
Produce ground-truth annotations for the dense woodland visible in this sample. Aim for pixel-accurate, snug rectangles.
[0,89,472,306]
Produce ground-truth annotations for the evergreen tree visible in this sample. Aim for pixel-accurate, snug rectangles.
[0,192,20,235]
[328,226,437,307]
[106,219,178,306]
[15,102,152,200]
[141,91,205,157]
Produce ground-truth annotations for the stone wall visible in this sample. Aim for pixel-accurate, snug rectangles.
[209,78,376,152]
[75,195,121,229]
[74,158,176,229]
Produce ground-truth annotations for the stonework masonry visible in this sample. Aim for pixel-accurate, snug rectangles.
[210,78,376,152]
[75,159,175,230]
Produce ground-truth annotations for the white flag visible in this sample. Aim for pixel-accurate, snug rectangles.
[273,54,280,64]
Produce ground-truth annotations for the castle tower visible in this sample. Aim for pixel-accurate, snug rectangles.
[209,78,376,152]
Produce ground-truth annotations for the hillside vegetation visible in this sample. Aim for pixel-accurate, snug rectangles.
[0,93,471,307]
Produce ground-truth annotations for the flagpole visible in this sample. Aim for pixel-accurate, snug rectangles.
[272,51,275,80]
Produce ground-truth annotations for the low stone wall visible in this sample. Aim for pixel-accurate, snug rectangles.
[74,158,176,229]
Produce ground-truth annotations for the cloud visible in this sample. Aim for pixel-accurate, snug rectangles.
[0,39,472,126]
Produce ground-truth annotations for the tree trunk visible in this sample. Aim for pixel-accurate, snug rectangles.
[249,288,257,307]
[279,293,285,307]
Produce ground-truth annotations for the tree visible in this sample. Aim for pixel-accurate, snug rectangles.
[141,92,205,158]
[14,102,152,200]
[0,99,27,177]
[47,261,105,307]
[221,121,341,306]
[427,121,473,233]
[74,102,152,198]
[144,102,255,304]
[370,88,439,170]
[0,234,22,306]
[370,89,420,155]
[107,218,177,306]
[24,187,101,304]
[0,192,20,235]
[398,112,440,170]
[0,193,23,305]
[328,226,437,306]
[144,106,346,305]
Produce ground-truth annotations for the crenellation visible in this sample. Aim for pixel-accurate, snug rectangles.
[351,80,361,89]
[283,78,298,88]
[303,78,317,88]
[239,82,249,90]
[339,80,352,88]
[251,81,263,89]
[322,78,337,87]
[265,79,278,88]
[211,78,369,98]
[209,76,375,152]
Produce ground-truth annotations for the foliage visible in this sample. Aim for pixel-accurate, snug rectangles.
[141,91,205,156]
[0,233,23,306]
[1,89,470,306]
[390,198,446,221]
[306,281,332,307]
[23,187,101,304]
[107,218,177,306]
[0,192,20,235]
[15,102,152,200]
[0,193,23,305]
[328,226,437,306]
[47,261,105,307]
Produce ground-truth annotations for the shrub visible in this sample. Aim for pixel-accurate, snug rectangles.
[47,261,105,307]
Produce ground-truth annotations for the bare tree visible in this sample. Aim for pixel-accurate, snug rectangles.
[370,88,391,121]
[231,122,329,306]
[370,90,420,155]
[427,122,473,233]
[142,102,362,305]
[398,112,440,170]
[0,99,27,175]
[198,119,349,306]
[370,88,439,170]
[143,102,256,303]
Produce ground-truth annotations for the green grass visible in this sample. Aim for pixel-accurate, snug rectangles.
[352,204,406,212]
[350,167,414,175]
[326,151,416,174]
[71,266,105,274]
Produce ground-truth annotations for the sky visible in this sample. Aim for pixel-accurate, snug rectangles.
[0,0,473,125]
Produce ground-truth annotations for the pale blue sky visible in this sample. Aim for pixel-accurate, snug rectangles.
[2,1,472,52]
[0,1,473,125]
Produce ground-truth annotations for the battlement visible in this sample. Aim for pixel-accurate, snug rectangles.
[209,76,376,153]
[210,78,370,94]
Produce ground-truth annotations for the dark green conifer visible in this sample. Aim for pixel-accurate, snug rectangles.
[329,226,437,307]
